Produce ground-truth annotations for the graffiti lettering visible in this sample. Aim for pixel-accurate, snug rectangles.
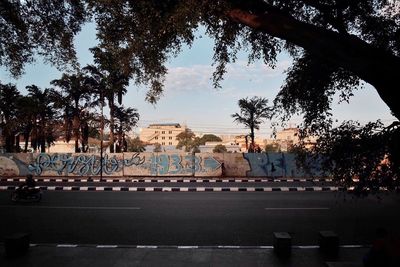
[28,153,135,176]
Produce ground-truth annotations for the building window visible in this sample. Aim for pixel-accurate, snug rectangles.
[162,137,165,140]
[155,137,158,140]
[169,137,172,140]
[169,131,172,134]
[162,142,165,145]
[162,131,165,134]
[169,142,172,145]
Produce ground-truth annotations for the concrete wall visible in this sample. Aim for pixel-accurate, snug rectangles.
[0,152,323,177]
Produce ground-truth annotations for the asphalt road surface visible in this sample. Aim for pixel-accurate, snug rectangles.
[1,190,399,246]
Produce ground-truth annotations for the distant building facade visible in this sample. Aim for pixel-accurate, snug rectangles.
[139,123,186,146]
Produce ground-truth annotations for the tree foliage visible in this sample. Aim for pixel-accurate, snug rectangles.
[176,128,196,152]
[213,144,227,153]
[294,120,400,194]
[0,0,87,76]
[232,96,272,150]
[199,134,222,144]
[2,1,400,188]
[126,136,146,153]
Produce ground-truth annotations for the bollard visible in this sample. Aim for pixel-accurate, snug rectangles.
[4,232,30,258]
[319,230,339,257]
[273,232,292,257]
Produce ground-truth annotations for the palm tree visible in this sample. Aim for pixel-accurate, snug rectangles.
[0,83,21,152]
[88,46,132,153]
[15,95,36,152]
[26,85,58,153]
[51,73,91,153]
[232,96,272,152]
[113,106,139,152]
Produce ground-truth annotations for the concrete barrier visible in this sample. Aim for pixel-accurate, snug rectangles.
[319,230,339,257]
[273,232,292,257]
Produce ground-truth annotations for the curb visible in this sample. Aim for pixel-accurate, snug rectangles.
[1,178,333,183]
[0,186,343,192]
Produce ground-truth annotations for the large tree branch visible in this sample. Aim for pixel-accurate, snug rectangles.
[227,8,400,120]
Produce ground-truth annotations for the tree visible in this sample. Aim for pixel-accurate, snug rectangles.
[294,120,400,194]
[85,1,400,185]
[51,73,91,153]
[0,83,20,152]
[176,128,196,152]
[0,0,86,77]
[265,143,280,153]
[113,106,140,152]
[126,137,146,153]
[26,85,59,153]
[3,1,400,120]
[3,1,400,187]
[15,95,35,152]
[232,96,272,152]
[153,143,162,153]
[200,134,222,144]
[213,144,228,153]
[85,46,132,153]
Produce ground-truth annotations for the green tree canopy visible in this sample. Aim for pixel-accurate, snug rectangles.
[126,136,146,153]
[0,0,86,76]
[213,144,228,153]
[176,128,196,152]
[200,134,222,144]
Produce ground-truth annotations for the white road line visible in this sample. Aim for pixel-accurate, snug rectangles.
[57,244,77,248]
[264,207,330,210]
[96,245,118,248]
[0,205,141,210]
[137,245,157,249]
[218,246,241,249]
[178,246,198,249]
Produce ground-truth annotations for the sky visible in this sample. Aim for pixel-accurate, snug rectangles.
[0,23,397,139]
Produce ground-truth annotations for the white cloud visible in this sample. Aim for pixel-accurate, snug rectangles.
[164,60,291,93]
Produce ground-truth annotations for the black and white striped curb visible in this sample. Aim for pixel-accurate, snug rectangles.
[0,186,343,192]
[1,177,333,183]
[20,243,369,249]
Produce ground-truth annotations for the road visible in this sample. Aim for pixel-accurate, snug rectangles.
[1,190,399,246]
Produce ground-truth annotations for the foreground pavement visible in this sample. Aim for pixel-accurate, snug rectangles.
[0,245,368,267]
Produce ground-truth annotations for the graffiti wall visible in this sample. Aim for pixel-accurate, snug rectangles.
[0,152,323,177]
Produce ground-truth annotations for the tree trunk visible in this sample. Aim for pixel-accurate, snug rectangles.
[109,98,115,153]
[228,8,400,120]
[116,125,123,153]
[23,125,31,153]
[250,127,255,153]
[73,114,80,153]
[15,134,20,152]
[40,120,46,153]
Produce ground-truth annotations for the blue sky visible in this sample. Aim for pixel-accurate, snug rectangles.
[0,23,396,138]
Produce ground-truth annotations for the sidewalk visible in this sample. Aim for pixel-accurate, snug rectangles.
[0,245,367,267]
